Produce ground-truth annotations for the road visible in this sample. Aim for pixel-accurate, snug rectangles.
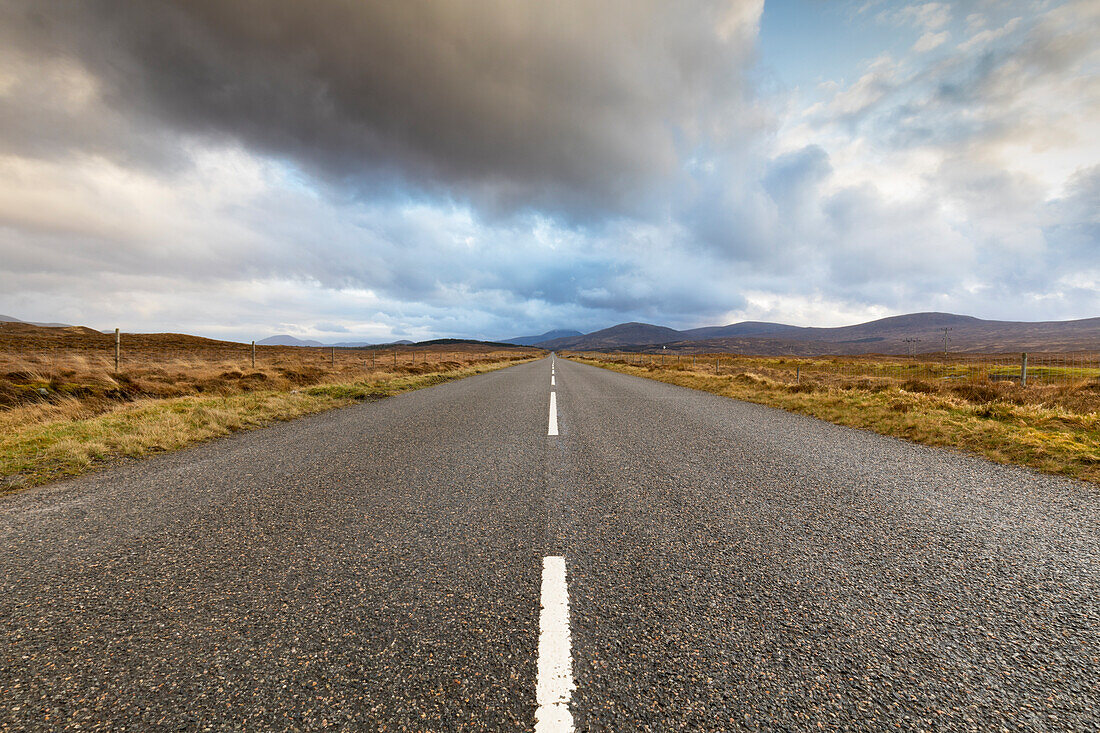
[1,356,1098,730]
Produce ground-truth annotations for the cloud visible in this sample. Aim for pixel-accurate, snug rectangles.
[0,0,762,220]
[956,17,1021,53]
[913,31,949,52]
[1042,165,1100,273]
[811,56,901,122]
[884,2,952,31]
[772,0,1100,321]
[0,0,1096,340]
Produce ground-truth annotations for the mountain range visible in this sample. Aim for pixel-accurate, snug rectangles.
[4,312,1096,355]
[256,335,415,347]
[501,329,583,346]
[528,313,1100,355]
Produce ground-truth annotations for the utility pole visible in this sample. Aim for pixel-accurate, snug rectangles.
[942,328,952,357]
[902,337,920,357]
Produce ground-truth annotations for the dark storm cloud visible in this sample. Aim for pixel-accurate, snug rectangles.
[1,0,758,218]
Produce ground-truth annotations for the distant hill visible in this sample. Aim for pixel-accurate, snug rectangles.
[504,329,582,346]
[0,321,239,350]
[679,321,803,340]
[257,335,325,347]
[550,312,1100,355]
[0,314,74,328]
[416,338,520,347]
[539,322,683,350]
[363,340,415,347]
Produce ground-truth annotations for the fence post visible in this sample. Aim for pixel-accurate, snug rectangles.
[331,347,335,367]
[796,366,800,384]
[393,346,397,368]
[1021,352,1028,387]
[114,328,120,372]
[715,358,719,375]
[251,340,256,368]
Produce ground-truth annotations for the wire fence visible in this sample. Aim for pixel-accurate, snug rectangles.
[577,351,1100,387]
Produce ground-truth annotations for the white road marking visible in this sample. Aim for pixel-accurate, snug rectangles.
[536,556,574,732]
[548,392,558,436]
[551,375,556,386]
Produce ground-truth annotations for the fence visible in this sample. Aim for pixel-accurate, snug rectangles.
[0,325,530,377]
[576,351,1100,388]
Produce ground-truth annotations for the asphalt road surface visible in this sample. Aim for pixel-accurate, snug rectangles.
[2,356,1098,730]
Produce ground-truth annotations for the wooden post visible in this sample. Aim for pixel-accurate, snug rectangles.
[251,340,256,368]
[393,346,397,368]
[114,328,120,372]
[715,358,719,375]
[1021,352,1028,387]
[331,347,335,367]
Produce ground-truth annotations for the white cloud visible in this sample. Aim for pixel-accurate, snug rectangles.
[913,30,949,52]
[812,56,901,119]
[885,2,952,30]
[716,292,896,329]
[957,16,1022,52]
[772,0,1100,322]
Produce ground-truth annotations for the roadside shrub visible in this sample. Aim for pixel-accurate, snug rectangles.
[787,382,819,394]
[847,376,890,393]
[976,402,1015,421]
[901,379,936,394]
[952,383,1001,403]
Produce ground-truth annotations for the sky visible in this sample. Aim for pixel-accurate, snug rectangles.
[0,0,1096,343]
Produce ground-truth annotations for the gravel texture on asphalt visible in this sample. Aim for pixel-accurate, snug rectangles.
[1,356,1098,730]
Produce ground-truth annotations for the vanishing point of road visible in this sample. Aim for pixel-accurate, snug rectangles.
[2,356,1098,730]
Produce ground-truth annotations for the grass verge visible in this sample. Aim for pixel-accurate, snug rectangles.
[572,357,1100,485]
[1,359,532,494]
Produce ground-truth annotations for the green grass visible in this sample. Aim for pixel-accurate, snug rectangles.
[0,359,531,494]
[573,357,1100,486]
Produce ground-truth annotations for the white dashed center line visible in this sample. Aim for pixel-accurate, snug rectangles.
[551,375,556,386]
[548,392,558,436]
[535,556,574,732]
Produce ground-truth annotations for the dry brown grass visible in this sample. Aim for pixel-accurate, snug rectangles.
[571,354,1100,485]
[0,328,539,493]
